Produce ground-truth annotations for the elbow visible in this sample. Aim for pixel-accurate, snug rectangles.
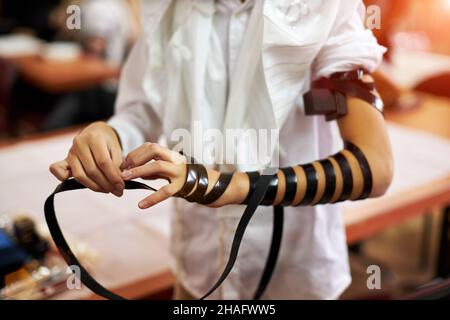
[370,156,394,198]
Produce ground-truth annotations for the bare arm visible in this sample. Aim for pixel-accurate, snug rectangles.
[122,73,393,209]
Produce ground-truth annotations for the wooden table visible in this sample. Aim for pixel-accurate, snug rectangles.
[8,55,120,93]
[385,99,450,139]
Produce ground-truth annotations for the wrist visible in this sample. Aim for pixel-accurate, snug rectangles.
[108,125,123,151]
[226,172,249,206]
[203,171,248,208]
[92,121,122,152]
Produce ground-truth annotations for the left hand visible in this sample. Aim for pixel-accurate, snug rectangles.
[120,143,187,209]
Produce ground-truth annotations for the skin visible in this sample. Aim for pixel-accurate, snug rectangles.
[50,122,125,196]
[50,84,393,210]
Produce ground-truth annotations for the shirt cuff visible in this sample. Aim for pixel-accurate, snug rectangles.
[107,116,145,155]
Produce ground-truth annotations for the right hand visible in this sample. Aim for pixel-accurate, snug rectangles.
[49,122,125,197]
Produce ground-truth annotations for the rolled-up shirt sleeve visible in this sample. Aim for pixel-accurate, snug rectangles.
[313,0,387,79]
[108,36,163,155]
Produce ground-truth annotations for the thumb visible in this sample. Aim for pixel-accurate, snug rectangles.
[49,159,72,181]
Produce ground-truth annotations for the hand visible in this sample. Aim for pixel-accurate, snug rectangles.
[49,122,125,196]
[120,143,187,209]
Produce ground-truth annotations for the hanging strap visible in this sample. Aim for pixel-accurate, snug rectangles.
[44,176,284,300]
[253,205,284,300]
[199,173,281,300]
[44,179,155,300]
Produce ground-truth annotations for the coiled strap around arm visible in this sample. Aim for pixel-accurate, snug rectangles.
[345,142,373,199]
[199,173,233,205]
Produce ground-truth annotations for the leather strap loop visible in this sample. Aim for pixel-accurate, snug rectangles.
[261,174,278,206]
[334,152,353,202]
[44,180,156,300]
[199,173,233,205]
[175,164,197,198]
[318,159,336,204]
[185,164,209,203]
[45,175,283,301]
[345,142,373,200]
[242,171,261,205]
[280,167,297,206]
[298,164,318,206]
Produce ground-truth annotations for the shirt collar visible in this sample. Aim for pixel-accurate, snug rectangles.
[216,0,255,14]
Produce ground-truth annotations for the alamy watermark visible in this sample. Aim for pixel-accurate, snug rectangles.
[366,265,382,290]
[63,4,382,31]
[366,5,382,30]
[170,122,280,167]
[66,265,82,290]
[66,5,81,30]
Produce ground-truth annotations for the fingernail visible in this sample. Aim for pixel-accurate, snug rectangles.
[138,200,147,209]
[112,190,123,197]
[121,159,129,169]
[121,170,132,179]
[113,184,124,197]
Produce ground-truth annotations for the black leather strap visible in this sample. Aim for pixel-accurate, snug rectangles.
[298,164,318,206]
[261,174,278,206]
[317,69,383,113]
[304,69,384,122]
[199,173,233,205]
[253,206,284,300]
[345,142,373,200]
[334,152,353,202]
[199,173,276,300]
[44,179,156,300]
[242,171,260,205]
[280,167,297,206]
[318,159,336,204]
[45,175,283,301]
[185,165,209,203]
[175,164,197,198]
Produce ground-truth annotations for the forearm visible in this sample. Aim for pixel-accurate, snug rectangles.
[197,139,391,208]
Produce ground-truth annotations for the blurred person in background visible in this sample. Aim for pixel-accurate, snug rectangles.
[1,0,139,135]
[1,0,66,137]
[81,0,140,66]
[42,0,140,131]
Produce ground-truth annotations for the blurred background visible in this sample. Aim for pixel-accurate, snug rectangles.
[0,0,449,300]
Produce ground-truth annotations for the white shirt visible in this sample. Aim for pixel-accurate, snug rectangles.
[108,0,385,299]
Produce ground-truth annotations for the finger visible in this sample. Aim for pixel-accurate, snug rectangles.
[68,155,105,193]
[138,183,178,209]
[49,159,71,181]
[121,143,185,170]
[121,161,176,181]
[142,175,171,182]
[90,139,124,191]
[76,144,114,192]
